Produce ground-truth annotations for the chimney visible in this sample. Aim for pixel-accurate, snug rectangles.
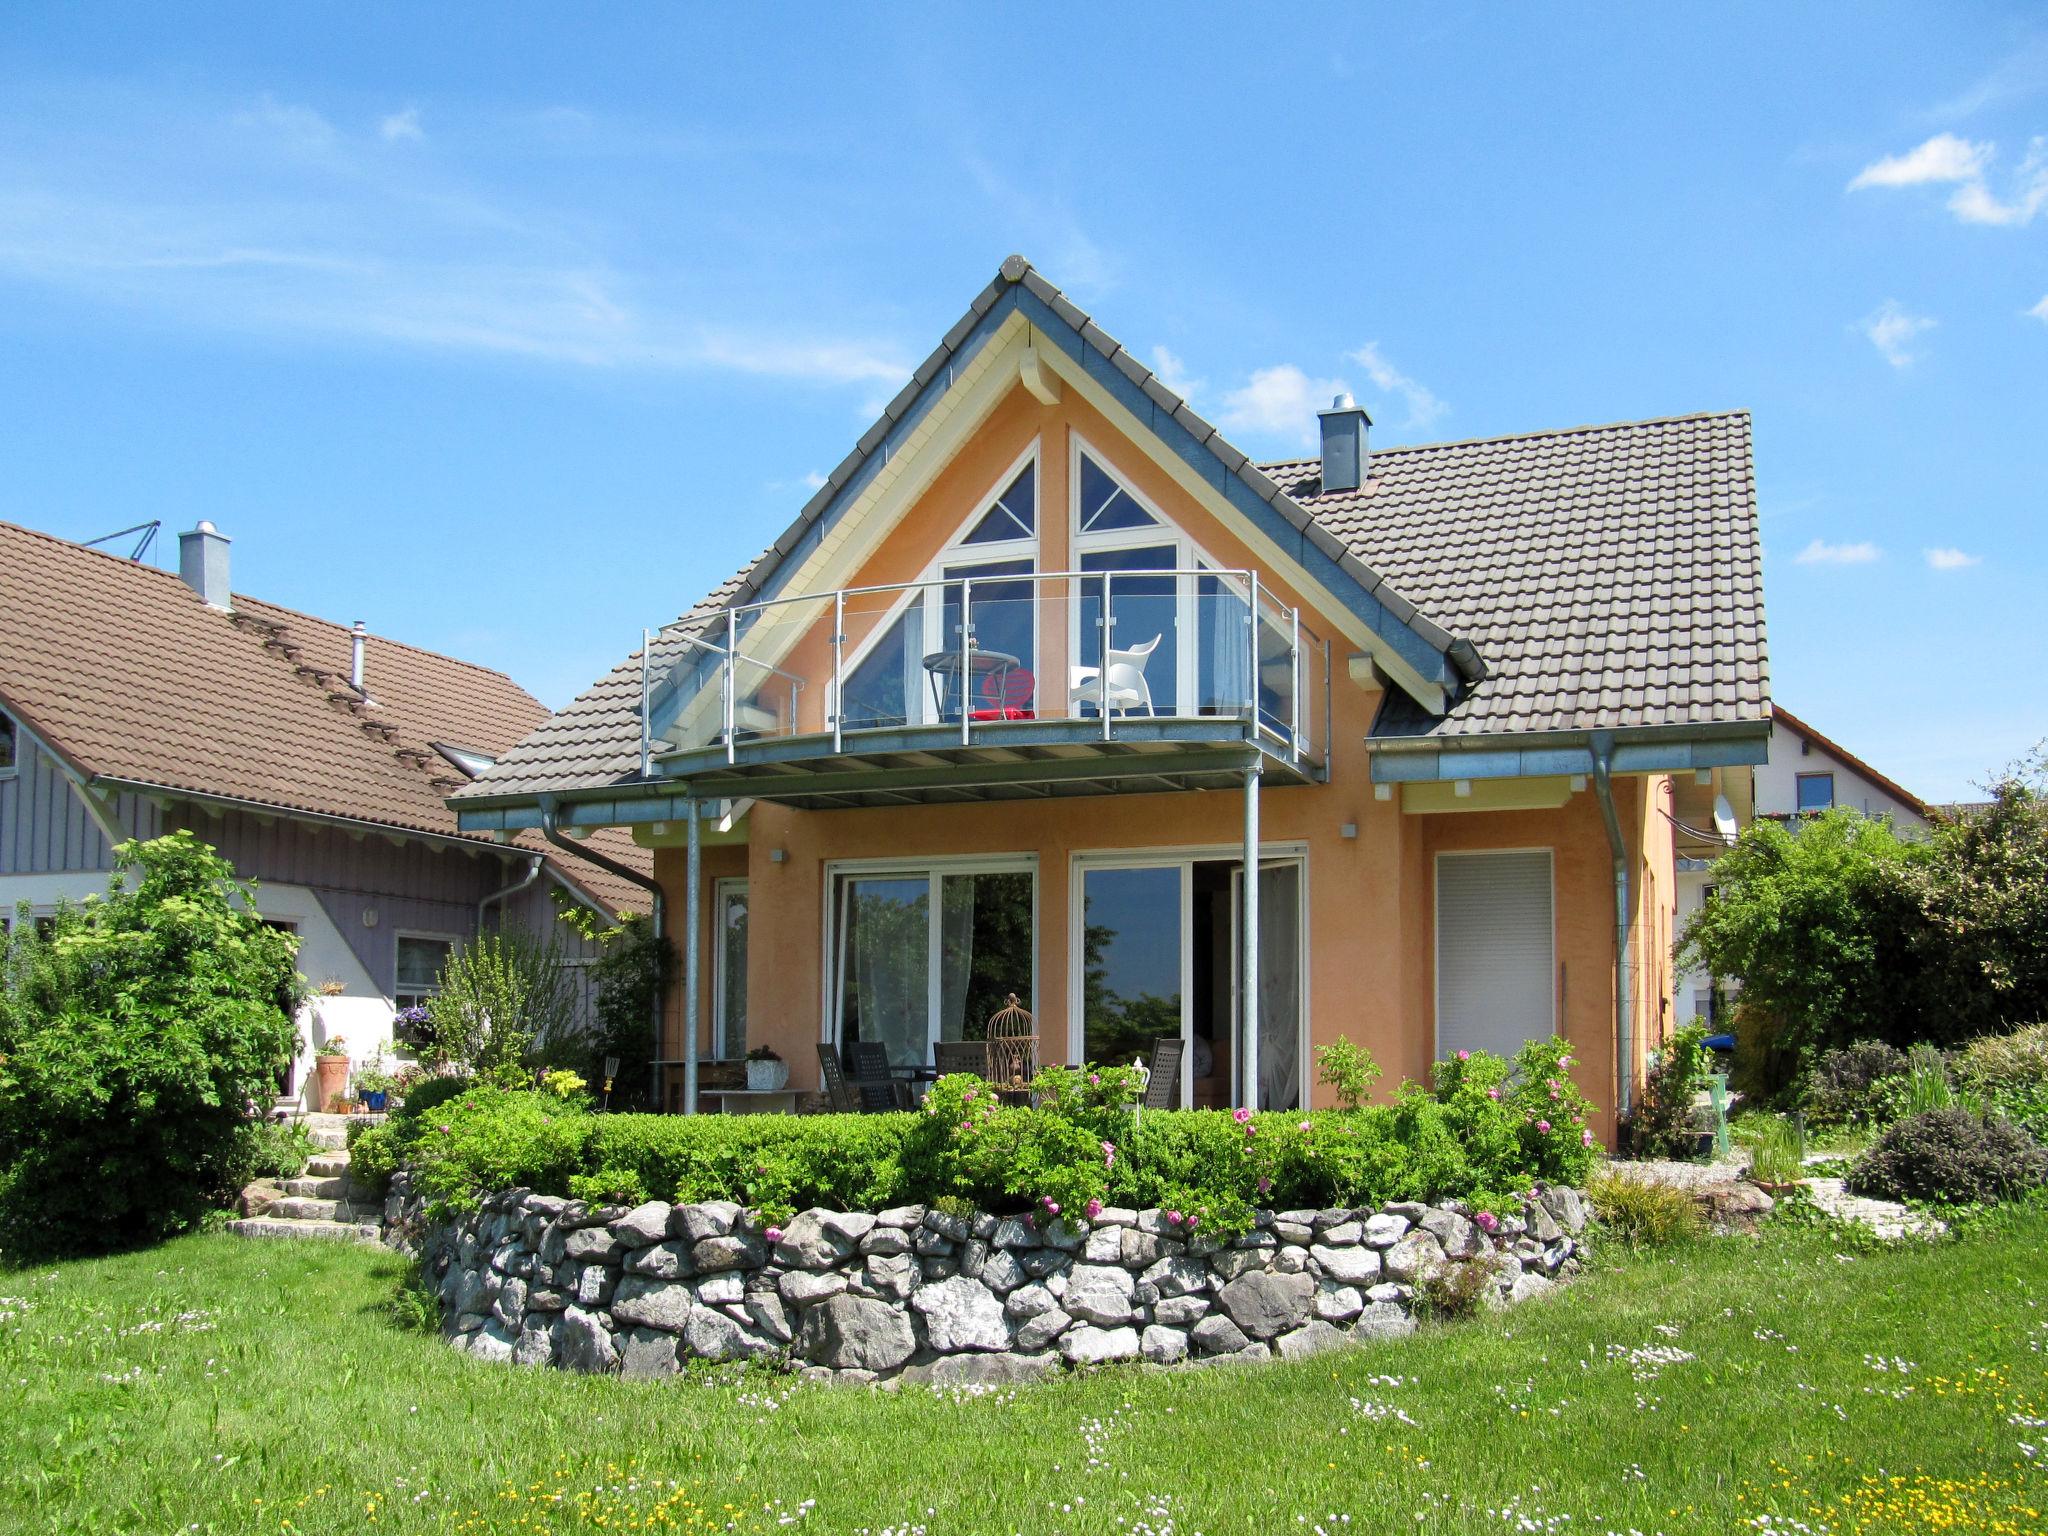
[178,520,232,609]
[351,621,368,694]
[1317,392,1373,493]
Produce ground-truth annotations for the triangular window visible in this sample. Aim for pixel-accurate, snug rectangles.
[1078,453,1158,533]
[960,461,1036,545]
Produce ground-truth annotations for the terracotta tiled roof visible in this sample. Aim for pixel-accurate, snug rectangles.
[1266,410,1769,741]
[460,260,1768,804]
[0,518,650,914]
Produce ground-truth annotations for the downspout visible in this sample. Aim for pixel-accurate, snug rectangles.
[477,853,543,932]
[1587,732,1635,1117]
[539,795,667,1110]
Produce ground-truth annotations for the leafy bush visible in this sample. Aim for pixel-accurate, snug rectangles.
[370,1039,1600,1236]
[1849,1108,2048,1206]
[1954,1023,2048,1142]
[1802,1041,1910,1131]
[1586,1169,1701,1248]
[1314,1037,1382,1110]
[239,1119,315,1181]
[0,833,301,1257]
[1900,1043,1957,1117]
[424,928,577,1082]
[1912,766,2048,1039]
[1623,1023,1711,1159]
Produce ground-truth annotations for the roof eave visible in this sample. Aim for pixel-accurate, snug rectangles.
[1365,717,1771,784]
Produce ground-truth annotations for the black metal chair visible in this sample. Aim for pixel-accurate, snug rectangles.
[1143,1037,1185,1110]
[846,1039,906,1111]
[933,1040,988,1079]
[816,1043,860,1114]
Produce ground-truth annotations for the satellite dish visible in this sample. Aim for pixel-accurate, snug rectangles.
[1712,793,1739,845]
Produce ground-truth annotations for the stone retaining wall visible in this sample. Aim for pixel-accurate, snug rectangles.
[389,1177,1587,1385]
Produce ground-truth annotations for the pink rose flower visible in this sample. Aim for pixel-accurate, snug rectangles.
[1581,1129,1596,1147]
[1457,1049,1470,1061]
[1166,1209,1182,1225]
[1474,1210,1498,1233]
[1486,1087,1501,1101]
[1232,1107,1252,1124]
[1298,1121,1312,1132]
[765,1226,784,1246]
[1536,1119,1551,1134]
[1085,1198,1103,1220]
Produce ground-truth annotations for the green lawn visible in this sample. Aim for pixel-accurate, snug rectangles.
[3,1208,2045,1535]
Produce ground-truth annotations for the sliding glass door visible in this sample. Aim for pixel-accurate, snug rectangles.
[831,860,1035,1069]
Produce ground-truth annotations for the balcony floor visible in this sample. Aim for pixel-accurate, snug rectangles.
[653,717,1320,809]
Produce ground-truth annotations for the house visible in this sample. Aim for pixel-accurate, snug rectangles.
[1671,704,1929,1029]
[0,517,653,1107]
[450,256,1772,1139]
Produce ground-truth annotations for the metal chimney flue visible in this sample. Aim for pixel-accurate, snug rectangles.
[351,621,367,694]
[177,521,233,610]
[1317,392,1374,494]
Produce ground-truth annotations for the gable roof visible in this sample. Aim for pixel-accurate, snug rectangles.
[1770,705,1928,820]
[0,518,651,916]
[459,258,1768,809]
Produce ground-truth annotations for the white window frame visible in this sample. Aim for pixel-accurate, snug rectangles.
[1432,848,1558,1061]
[713,877,749,1061]
[394,930,459,1012]
[833,441,1042,729]
[819,852,1039,1065]
[1067,842,1311,1108]
[1067,432,1238,716]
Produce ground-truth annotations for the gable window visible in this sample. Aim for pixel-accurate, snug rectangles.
[836,445,1040,731]
[1795,773,1835,814]
[395,933,455,1012]
[0,709,16,777]
[1078,453,1159,533]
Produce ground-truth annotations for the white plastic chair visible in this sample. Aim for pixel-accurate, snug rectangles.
[1069,633,1160,717]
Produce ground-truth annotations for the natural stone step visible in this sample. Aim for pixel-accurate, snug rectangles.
[306,1152,351,1178]
[283,1176,350,1199]
[272,1196,343,1221]
[306,1127,349,1151]
[228,1217,380,1243]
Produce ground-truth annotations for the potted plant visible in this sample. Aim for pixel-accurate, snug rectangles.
[312,1037,351,1113]
[354,1051,396,1113]
[745,1044,788,1092]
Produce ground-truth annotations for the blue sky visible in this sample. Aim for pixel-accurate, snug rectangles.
[1,5,2042,802]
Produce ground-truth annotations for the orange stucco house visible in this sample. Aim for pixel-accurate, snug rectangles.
[453,258,1770,1142]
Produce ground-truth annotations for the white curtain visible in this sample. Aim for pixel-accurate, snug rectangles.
[847,877,929,1069]
[1257,865,1302,1111]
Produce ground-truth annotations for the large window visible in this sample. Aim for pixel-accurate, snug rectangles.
[715,880,749,1060]
[1796,773,1835,814]
[1435,851,1555,1060]
[829,860,1035,1070]
[395,933,455,1012]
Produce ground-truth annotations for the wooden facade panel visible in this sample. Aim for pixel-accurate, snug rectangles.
[0,739,116,875]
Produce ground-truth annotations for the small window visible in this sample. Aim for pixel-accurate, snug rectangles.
[0,710,16,776]
[1078,453,1158,533]
[395,934,455,1012]
[1795,773,1835,814]
[959,461,1036,545]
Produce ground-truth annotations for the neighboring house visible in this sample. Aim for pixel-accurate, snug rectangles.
[0,518,652,1108]
[1671,705,1930,1029]
[450,256,1772,1140]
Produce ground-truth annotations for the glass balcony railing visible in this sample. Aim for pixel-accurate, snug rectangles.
[639,568,1329,774]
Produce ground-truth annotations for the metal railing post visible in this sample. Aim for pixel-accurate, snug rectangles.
[832,590,845,754]
[1246,571,1262,729]
[1101,571,1114,741]
[639,628,652,777]
[1290,605,1302,762]
[724,607,738,765]
[960,576,974,748]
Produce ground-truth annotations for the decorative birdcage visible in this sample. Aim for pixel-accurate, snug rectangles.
[985,993,1037,1090]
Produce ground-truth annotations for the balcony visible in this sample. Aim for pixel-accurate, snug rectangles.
[637,569,1329,808]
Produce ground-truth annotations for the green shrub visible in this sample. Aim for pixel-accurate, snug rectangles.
[403,1086,595,1217]
[1849,1107,2048,1206]
[1801,1040,1910,1131]
[1954,1023,2048,1141]
[1738,1114,1806,1185]
[239,1119,315,1181]
[0,833,300,1257]
[1622,1023,1711,1159]
[1586,1169,1701,1248]
[1314,1037,1383,1110]
[425,929,576,1082]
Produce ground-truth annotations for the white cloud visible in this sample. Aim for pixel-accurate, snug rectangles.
[1794,538,1883,565]
[1216,364,1348,450]
[1848,132,1992,189]
[1925,546,1982,570]
[1149,345,1202,402]
[1861,300,1935,368]
[2030,295,2048,323]
[1347,341,1447,431]
[379,107,424,143]
[1850,132,2048,227]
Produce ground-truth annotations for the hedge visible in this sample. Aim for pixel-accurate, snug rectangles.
[356,1037,1599,1239]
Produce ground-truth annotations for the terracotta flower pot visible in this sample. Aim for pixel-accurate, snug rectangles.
[313,1054,351,1113]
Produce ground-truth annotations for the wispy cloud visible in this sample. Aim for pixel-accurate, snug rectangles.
[1347,341,1447,431]
[1860,300,1935,368]
[1217,364,1348,451]
[379,107,424,144]
[1149,345,1202,402]
[1850,132,2048,227]
[1794,538,1883,566]
[2030,295,2048,324]
[1925,546,1983,570]
[0,92,911,390]
[958,153,1117,294]
[1923,35,2048,120]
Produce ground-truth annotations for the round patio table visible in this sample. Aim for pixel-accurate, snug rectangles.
[921,648,1021,720]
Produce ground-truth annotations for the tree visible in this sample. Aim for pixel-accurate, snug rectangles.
[0,832,301,1256]
[1674,809,1930,1102]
